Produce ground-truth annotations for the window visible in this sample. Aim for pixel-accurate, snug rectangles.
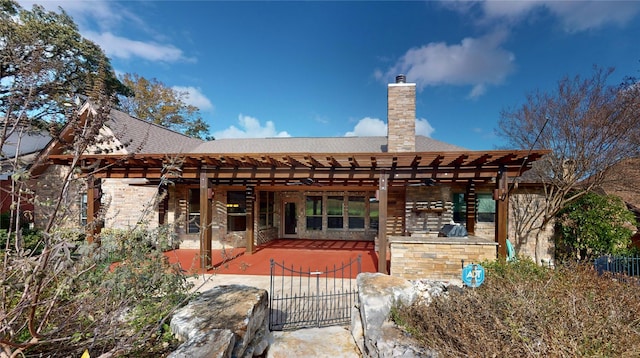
[306,196,323,230]
[80,193,88,226]
[259,191,275,228]
[227,191,247,232]
[187,188,200,233]
[476,193,496,222]
[348,196,365,229]
[369,198,379,230]
[327,196,344,229]
[453,193,466,223]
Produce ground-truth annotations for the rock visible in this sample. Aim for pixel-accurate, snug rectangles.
[168,329,235,358]
[267,326,360,358]
[170,284,269,358]
[354,273,417,357]
[376,322,437,358]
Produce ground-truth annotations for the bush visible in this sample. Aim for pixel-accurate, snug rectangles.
[556,192,637,261]
[393,259,640,357]
[1,226,192,357]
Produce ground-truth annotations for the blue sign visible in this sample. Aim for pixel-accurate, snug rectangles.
[462,264,485,287]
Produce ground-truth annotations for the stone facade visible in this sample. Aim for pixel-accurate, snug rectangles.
[32,164,84,230]
[389,236,497,281]
[101,178,158,229]
[387,83,416,153]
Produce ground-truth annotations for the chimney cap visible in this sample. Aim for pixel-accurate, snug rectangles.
[395,74,406,83]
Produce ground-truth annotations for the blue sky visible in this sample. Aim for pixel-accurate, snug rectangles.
[18,1,640,150]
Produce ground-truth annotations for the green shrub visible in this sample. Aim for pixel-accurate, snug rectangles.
[2,226,191,357]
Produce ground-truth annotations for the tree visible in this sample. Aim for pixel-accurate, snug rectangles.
[497,67,640,262]
[556,192,636,260]
[118,73,209,138]
[0,5,190,355]
[0,0,128,138]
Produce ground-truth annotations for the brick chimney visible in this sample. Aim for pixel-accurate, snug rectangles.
[387,74,416,152]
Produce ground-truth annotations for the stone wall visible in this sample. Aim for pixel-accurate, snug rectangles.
[101,178,158,229]
[389,236,496,281]
[32,164,84,229]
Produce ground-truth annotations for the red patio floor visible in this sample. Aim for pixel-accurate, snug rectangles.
[163,239,382,277]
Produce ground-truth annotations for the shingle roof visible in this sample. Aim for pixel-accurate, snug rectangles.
[106,108,204,154]
[189,135,466,154]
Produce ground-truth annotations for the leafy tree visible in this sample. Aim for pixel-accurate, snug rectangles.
[497,67,640,262]
[0,0,128,138]
[118,73,209,138]
[556,192,636,260]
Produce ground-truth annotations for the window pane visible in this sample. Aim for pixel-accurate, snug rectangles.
[369,198,379,230]
[453,193,466,223]
[349,217,365,229]
[227,191,246,214]
[328,217,344,229]
[228,215,247,231]
[327,196,343,216]
[306,196,323,230]
[227,191,247,232]
[306,196,323,216]
[259,191,274,228]
[306,216,322,231]
[476,193,495,223]
[80,193,88,226]
[348,196,365,229]
[188,188,200,233]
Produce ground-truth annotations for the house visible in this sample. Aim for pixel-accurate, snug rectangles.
[1,129,51,227]
[31,75,551,273]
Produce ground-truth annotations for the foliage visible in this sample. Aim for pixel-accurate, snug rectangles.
[556,192,636,260]
[0,0,128,129]
[497,66,640,262]
[118,73,209,138]
[1,226,192,357]
[393,259,640,357]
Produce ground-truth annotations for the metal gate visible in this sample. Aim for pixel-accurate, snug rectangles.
[269,255,361,331]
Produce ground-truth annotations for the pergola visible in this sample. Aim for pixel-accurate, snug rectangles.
[48,149,549,272]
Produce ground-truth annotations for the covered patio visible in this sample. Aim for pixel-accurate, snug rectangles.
[164,239,379,277]
[50,150,547,274]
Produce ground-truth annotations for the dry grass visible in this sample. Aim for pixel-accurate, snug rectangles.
[393,259,640,357]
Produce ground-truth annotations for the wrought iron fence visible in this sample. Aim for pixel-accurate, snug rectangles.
[594,255,640,277]
[269,255,361,331]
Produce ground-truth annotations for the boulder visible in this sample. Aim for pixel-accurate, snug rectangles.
[353,273,417,357]
[170,284,270,358]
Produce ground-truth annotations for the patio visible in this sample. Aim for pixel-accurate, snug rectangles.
[164,239,382,277]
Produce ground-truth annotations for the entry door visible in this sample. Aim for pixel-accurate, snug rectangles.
[283,202,297,237]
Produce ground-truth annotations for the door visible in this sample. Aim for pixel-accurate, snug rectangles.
[283,202,297,237]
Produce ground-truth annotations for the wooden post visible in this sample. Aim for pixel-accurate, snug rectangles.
[495,168,509,261]
[246,185,255,254]
[199,172,212,269]
[86,176,101,244]
[465,180,476,236]
[378,171,389,274]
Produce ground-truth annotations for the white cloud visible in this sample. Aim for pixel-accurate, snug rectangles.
[345,117,386,137]
[172,86,214,111]
[345,117,434,137]
[467,0,640,32]
[84,31,188,62]
[377,31,514,98]
[213,115,291,139]
[416,118,435,137]
[18,1,190,64]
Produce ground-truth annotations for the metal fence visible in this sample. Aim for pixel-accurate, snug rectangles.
[594,255,640,276]
[269,255,361,331]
